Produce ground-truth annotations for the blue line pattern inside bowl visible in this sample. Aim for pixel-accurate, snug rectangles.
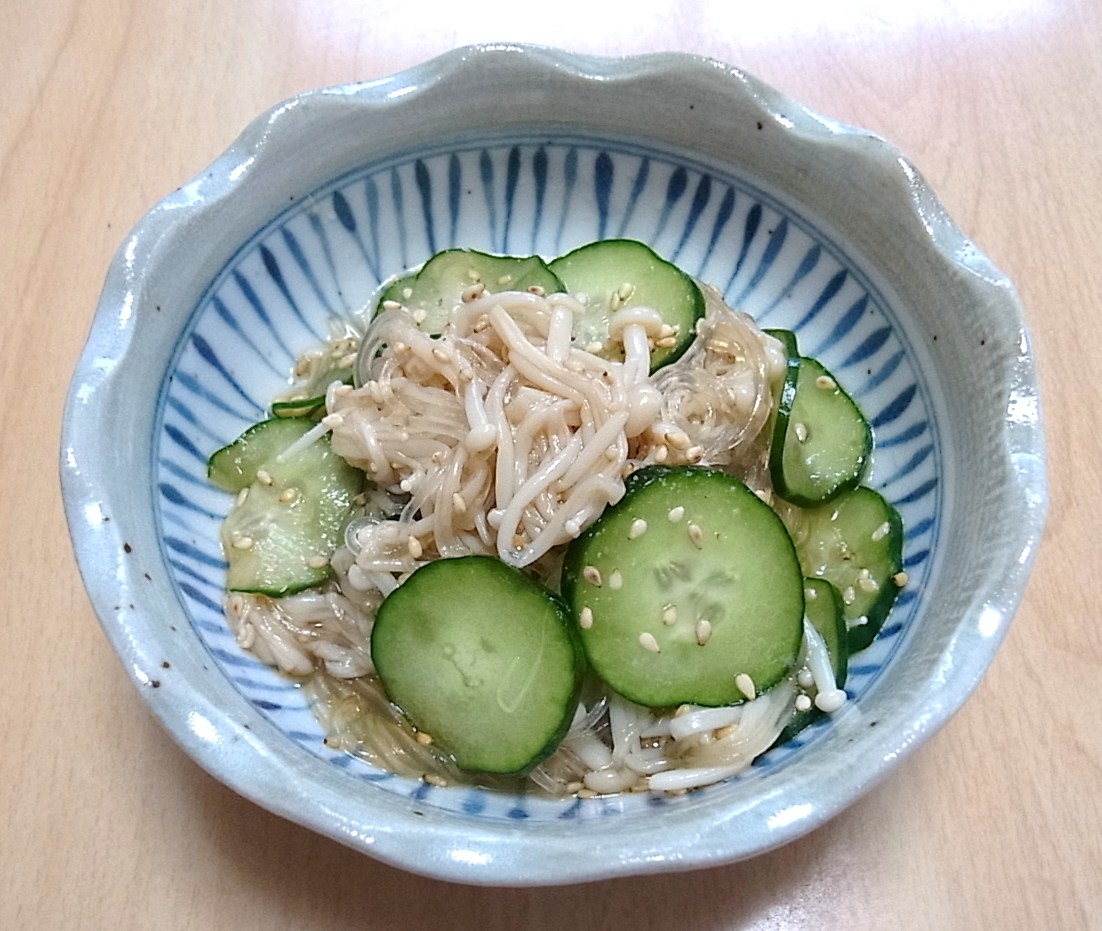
[156,137,940,822]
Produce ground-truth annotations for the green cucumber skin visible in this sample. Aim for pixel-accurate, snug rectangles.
[785,486,905,654]
[772,356,872,506]
[764,328,801,479]
[377,249,565,333]
[562,466,805,708]
[774,577,848,744]
[548,239,705,371]
[371,555,585,776]
[804,577,848,688]
[210,418,363,598]
[208,417,318,494]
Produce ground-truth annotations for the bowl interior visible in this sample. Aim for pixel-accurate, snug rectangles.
[157,133,940,821]
[62,47,1044,885]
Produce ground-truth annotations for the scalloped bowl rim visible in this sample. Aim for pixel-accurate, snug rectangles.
[61,44,1046,885]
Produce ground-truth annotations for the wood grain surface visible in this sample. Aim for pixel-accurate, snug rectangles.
[3,2,1099,928]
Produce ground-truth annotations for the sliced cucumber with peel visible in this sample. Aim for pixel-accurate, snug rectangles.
[562,465,805,707]
[371,555,584,775]
[767,330,872,505]
[781,486,905,653]
[776,577,848,742]
[549,239,704,371]
[209,418,363,597]
[376,249,565,334]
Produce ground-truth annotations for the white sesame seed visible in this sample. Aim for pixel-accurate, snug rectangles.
[871,520,891,542]
[617,282,635,301]
[415,731,433,745]
[579,606,594,629]
[794,422,809,443]
[815,374,837,390]
[667,506,685,523]
[639,632,661,653]
[654,336,678,348]
[334,383,354,397]
[609,569,624,590]
[858,574,880,593]
[256,469,273,486]
[666,430,691,450]
[411,308,427,324]
[432,347,449,363]
[714,724,737,740]
[629,518,648,539]
[585,341,604,354]
[662,605,678,625]
[804,586,818,600]
[735,673,757,701]
[231,536,254,550]
[695,619,713,645]
[306,554,329,569]
[564,518,582,537]
[654,445,669,463]
[278,487,298,504]
[675,704,691,717]
[451,492,467,514]
[583,565,602,587]
[688,523,704,548]
[797,667,815,688]
[407,535,423,559]
[842,585,857,605]
[685,445,704,463]
[893,571,909,587]
[235,487,250,506]
[423,772,448,788]
[795,694,813,712]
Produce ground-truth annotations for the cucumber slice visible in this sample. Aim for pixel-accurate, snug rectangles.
[377,249,565,334]
[783,486,905,653]
[803,577,848,687]
[273,334,359,418]
[208,417,319,493]
[561,465,805,707]
[210,418,363,597]
[765,326,800,442]
[548,239,704,371]
[772,355,872,505]
[776,578,848,742]
[370,555,584,775]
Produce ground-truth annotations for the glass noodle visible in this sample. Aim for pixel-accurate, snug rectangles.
[223,281,845,795]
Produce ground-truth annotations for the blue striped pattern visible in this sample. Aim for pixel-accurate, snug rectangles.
[155,137,941,821]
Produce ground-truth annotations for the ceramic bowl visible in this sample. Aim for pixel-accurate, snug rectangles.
[61,45,1046,885]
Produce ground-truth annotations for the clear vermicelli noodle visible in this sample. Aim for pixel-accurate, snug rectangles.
[217,250,864,796]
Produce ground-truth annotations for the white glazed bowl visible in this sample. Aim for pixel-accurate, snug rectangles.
[61,45,1046,885]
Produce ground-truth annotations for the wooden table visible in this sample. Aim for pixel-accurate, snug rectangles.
[4,2,1099,927]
